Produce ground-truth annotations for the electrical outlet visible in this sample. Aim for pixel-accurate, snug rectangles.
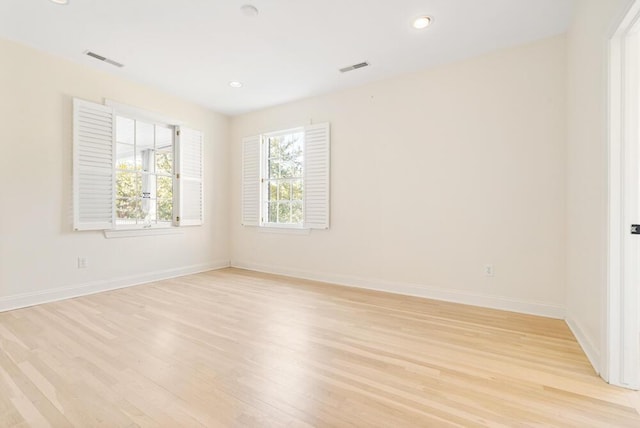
[78,257,88,269]
[484,264,494,277]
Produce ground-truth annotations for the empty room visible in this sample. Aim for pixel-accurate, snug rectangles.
[2,0,640,426]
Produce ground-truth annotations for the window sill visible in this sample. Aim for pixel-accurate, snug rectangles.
[103,227,184,239]
[258,226,310,235]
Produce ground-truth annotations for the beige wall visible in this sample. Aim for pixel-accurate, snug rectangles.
[0,38,230,307]
[230,35,567,317]
[1,3,626,371]
[565,0,634,371]
[0,0,632,376]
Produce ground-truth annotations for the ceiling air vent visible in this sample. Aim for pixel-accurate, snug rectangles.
[339,61,370,73]
[84,50,124,68]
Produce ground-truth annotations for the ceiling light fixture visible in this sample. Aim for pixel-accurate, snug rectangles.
[241,4,259,17]
[229,81,243,88]
[50,0,69,4]
[412,16,432,29]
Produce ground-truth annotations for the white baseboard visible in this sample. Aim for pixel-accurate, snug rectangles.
[566,316,601,375]
[231,261,566,319]
[0,260,230,313]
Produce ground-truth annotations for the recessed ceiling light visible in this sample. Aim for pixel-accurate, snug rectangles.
[50,0,69,4]
[412,16,432,29]
[229,81,243,88]
[241,4,259,17]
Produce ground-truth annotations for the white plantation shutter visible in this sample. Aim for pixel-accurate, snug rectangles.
[73,99,115,230]
[241,135,261,226]
[176,127,203,226]
[304,123,330,229]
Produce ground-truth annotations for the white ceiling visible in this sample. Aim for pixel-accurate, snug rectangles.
[0,0,574,115]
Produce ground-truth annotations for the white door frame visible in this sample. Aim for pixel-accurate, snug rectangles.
[606,0,640,389]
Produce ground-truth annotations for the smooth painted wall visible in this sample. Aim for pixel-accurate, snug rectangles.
[565,0,634,371]
[0,38,230,305]
[230,35,567,316]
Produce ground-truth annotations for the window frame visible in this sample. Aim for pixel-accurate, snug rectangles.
[260,127,306,229]
[73,98,204,235]
[241,122,330,231]
[113,113,176,231]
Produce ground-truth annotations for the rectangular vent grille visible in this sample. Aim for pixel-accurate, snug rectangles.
[84,50,124,68]
[339,61,370,73]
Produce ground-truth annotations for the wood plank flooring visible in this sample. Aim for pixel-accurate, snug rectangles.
[0,268,639,427]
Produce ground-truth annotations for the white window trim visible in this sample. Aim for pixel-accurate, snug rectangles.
[258,226,311,235]
[104,227,184,239]
[259,222,308,230]
[111,105,177,231]
[261,127,305,229]
[241,122,330,232]
[73,98,204,236]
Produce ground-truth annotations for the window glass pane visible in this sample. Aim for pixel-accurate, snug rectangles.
[280,136,290,161]
[137,147,155,173]
[292,158,303,177]
[278,138,290,162]
[280,133,303,161]
[157,199,173,222]
[136,121,154,148]
[116,171,141,199]
[116,117,134,145]
[292,180,303,200]
[268,202,278,223]
[262,128,304,226]
[116,143,135,170]
[269,159,280,179]
[157,176,172,200]
[135,121,154,170]
[141,197,156,224]
[155,151,172,175]
[141,173,156,200]
[156,125,172,149]
[155,126,173,175]
[269,137,281,159]
[280,161,295,179]
[268,181,278,201]
[291,133,303,158]
[116,116,135,171]
[114,116,177,228]
[291,201,303,224]
[278,202,291,223]
[116,198,141,223]
[156,176,172,222]
[279,181,291,200]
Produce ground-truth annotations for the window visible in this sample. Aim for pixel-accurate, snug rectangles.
[115,116,174,227]
[263,129,304,226]
[241,123,330,230]
[73,98,203,232]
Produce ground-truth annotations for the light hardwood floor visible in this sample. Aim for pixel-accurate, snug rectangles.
[1,268,639,427]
